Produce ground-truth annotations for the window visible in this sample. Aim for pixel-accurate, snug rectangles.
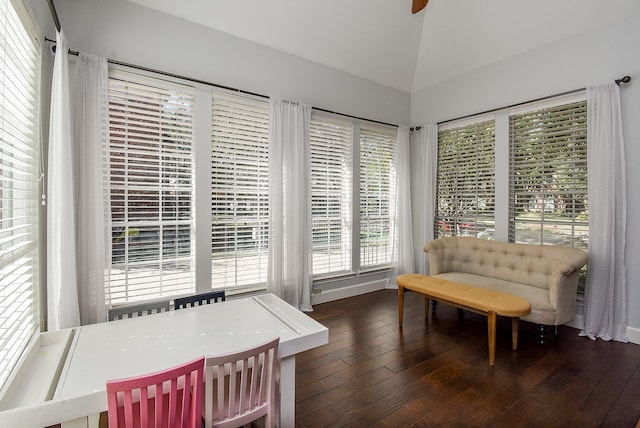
[105,70,399,303]
[509,100,588,251]
[108,71,195,304]
[436,119,495,239]
[433,95,588,293]
[310,115,352,277]
[211,96,269,289]
[0,0,41,388]
[359,126,397,269]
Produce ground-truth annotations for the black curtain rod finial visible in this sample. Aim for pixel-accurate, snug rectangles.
[616,75,631,86]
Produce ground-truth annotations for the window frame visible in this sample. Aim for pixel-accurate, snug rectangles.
[107,69,197,305]
[358,124,398,271]
[210,93,270,291]
[508,93,588,248]
[435,116,496,240]
[309,113,354,279]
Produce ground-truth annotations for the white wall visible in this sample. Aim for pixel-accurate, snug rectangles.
[410,15,640,341]
[53,0,411,127]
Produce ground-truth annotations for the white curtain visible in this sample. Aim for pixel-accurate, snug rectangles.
[267,99,312,311]
[389,126,414,283]
[580,82,628,342]
[73,53,110,325]
[47,31,80,330]
[417,124,437,274]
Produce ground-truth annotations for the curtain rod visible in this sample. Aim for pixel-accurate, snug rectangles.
[409,75,632,131]
[43,38,399,129]
[47,0,61,32]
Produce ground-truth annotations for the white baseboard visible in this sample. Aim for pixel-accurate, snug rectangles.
[626,326,640,345]
[311,279,388,305]
[566,313,584,331]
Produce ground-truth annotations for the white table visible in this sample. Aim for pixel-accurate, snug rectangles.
[0,293,328,428]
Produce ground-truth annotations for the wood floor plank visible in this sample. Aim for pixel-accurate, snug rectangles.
[370,399,431,428]
[295,290,640,427]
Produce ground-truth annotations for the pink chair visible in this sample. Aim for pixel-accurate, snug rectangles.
[106,356,205,428]
[204,338,279,428]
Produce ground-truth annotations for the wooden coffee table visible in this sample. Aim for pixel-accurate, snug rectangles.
[397,274,531,366]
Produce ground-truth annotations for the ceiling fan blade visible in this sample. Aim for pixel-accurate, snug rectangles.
[412,0,429,14]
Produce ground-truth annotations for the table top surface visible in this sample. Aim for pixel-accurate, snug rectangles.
[54,293,328,401]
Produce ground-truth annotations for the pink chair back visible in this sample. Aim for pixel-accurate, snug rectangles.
[204,337,279,428]
[106,356,205,428]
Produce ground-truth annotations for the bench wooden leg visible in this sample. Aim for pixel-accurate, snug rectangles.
[512,318,519,350]
[488,311,497,367]
[398,286,404,328]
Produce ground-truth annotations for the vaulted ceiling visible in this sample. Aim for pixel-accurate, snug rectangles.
[126,0,640,93]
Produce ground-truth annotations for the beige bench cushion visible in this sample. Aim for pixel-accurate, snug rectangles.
[398,274,531,317]
[434,272,556,325]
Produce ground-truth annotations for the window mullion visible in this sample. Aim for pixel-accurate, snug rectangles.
[194,87,212,294]
[352,125,361,272]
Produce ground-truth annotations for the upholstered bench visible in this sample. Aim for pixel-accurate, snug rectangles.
[397,274,531,366]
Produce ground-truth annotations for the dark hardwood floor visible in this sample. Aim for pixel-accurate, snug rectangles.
[295,289,640,428]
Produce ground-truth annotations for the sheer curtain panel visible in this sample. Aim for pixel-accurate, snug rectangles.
[580,82,628,342]
[417,124,437,274]
[73,54,110,325]
[267,99,312,311]
[389,126,414,283]
[47,31,80,330]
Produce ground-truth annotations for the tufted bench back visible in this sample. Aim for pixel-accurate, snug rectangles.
[424,237,587,290]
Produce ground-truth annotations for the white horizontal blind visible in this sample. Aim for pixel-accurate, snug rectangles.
[108,72,195,304]
[359,126,396,269]
[436,120,495,239]
[0,0,40,389]
[509,100,588,252]
[310,115,352,276]
[211,96,269,289]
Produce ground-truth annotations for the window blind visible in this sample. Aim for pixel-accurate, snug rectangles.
[509,100,588,251]
[108,72,195,304]
[436,120,495,239]
[0,0,40,389]
[359,126,396,268]
[310,115,353,276]
[211,96,269,289]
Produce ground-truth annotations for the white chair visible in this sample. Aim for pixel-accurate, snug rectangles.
[204,337,279,428]
[108,300,171,321]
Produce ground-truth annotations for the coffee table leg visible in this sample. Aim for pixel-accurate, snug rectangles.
[512,317,519,350]
[488,311,497,367]
[398,286,404,328]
